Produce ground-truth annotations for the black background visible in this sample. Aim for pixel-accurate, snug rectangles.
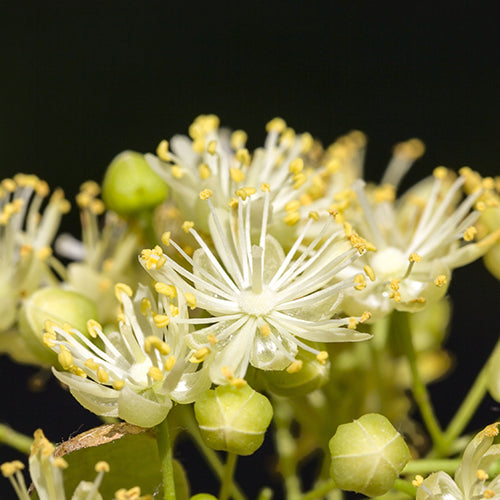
[0,3,499,498]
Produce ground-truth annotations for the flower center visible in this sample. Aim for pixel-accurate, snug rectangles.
[238,287,276,316]
[370,247,408,281]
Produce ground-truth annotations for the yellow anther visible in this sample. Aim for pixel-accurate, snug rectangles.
[285,200,301,212]
[433,166,448,180]
[85,358,100,371]
[80,180,100,196]
[230,378,247,389]
[171,165,184,179]
[43,319,58,334]
[266,117,286,133]
[62,322,74,334]
[169,304,179,316]
[483,423,499,437]
[114,283,133,302]
[348,317,359,329]
[58,345,74,370]
[95,461,110,473]
[228,197,239,208]
[280,128,296,146]
[20,244,32,257]
[412,475,424,487]
[464,226,477,241]
[354,274,367,290]
[156,140,171,161]
[153,313,170,328]
[87,319,103,338]
[76,192,91,208]
[409,253,422,263]
[259,323,271,337]
[343,221,353,237]
[199,188,213,200]
[286,360,303,374]
[307,211,320,221]
[434,275,447,287]
[36,246,52,260]
[148,366,164,382]
[477,469,489,481]
[261,183,271,192]
[102,259,114,272]
[390,291,402,303]
[164,355,176,371]
[476,201,486,212]
[234,187,256,200]
[316,351,329,364]
[326,158,341,174]
[161,231,171,246]
[289,158,304,174]
[184,292,197,309]
[1,460,25,477]
[360,311,372,323]
[53,457,69,469]
[231,130,248,149]
[35,180,50,197]
[301,132,313,153]
[198,163,211,179]
[208,334,218,344]
[235,148,251,166]
[207,140,217,155]
[192,137,205,153]
[221,366,234,380]
[182,221,194,233]
[190,347,210,363]
[89,199,105,215]
[113,380,125,390]
[483,490,495,499]
[97,367,109,384]
[140,297,152,316]
[70,365,87,378]
[364,265,376,281]
[1,178,16,192]
[98,278,112,292]
[390,279,400,291]
[293,173,307,190]
[155,282,177,299]
[229,167,246,183]
[374,184,396,203]
[284,211,300,226]
[42,332,56,348]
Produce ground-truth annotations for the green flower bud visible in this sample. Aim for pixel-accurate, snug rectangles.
[102,150,169,216]
[19,287,98,365]
[263,349,330,397]
[194,384,273,456]
[329,413,410,497]
[190,495,218,500]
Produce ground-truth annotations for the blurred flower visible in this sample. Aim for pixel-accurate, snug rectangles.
[415,423,500,500]
[141,187,371,385]
[44,284,210,427]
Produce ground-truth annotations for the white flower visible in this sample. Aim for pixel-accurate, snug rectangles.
[1,429,108,500]
[415,423,500,500]
[55,181,141,324]
[0,174,70,332]
[140,187,371,385]
[44,284,210,428]
[340,167,499,319]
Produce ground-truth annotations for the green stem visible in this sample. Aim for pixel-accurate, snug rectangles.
[180,406,247,500]
[298,479,336,500]
[219,452,238,500]
[392,479,416,497]
[396,312,445,451]
[0,424,33,454]
[156,417,176,500]
[441,338,500,451]
[402,458,460,476]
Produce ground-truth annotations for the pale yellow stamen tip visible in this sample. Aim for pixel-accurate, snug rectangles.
[95,461,110,473]
[114,283,133,302]
[199,163,211,179]
[85,358,99,371]
[308,211,319,221]
[199,189,212,200]
[464,226,477,241]
[412,475,424,487]
[285,200,300,212]
[316,351,328,364]
[409,253,422,263]
[148,366,163,381]
[434,275,447,287]
[184,292,197,309]
[228,197,239,208]
[230,378,247,388]
[53,457,68,469]
[42,332,56,348]
[287,360,303,374]
[157,140,170,161]
[190,347,210,363]
[171,165,184,179]
[221,366,234,380]
[231,130,248,149]
[58,346,74,370]
[153,313,170,328]
[169,304,179,316]
[364,265,376,281]
[182,221,194,233]
[433,166,448,180]
[155,282,177,299]
[390,278,400,291]
[87,319,103,338]
[97,367,109,383]
[289,158,304,174]
[235,148,251,166]
[259,323,271,337]
[354,274,367,290]
[477,469,489,481]
[229,167,246,183]
[207,334,218,345]
[266,117,286,133]
[113,380,125,390]
[261,182,271,192]
[207,140,217,155]
[1,460,25,477]
[164,356,176,371]
[348,317,359,329]
[360,311,371,323]
[483,490,495,499]
[284,211,300,226]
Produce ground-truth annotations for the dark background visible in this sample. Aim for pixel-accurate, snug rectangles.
[1,3,499,498]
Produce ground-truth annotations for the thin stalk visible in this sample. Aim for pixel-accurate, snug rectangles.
[298,479,336,500]
[219,453,238,500]
[392,479,416,497]
[402,458,460,476]
[156,417,176,500]
[395,312,445,452]
[0,424,33,454]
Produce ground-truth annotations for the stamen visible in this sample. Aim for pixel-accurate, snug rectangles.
[287,360,303,373]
